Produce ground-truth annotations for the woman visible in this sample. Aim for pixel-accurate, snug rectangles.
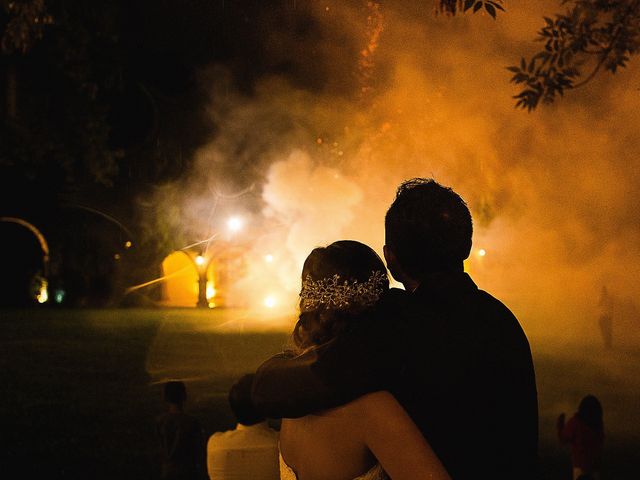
[279,240,450,480]
[557,395,605,480]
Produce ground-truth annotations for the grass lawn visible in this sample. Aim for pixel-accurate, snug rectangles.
[1,308,638,479]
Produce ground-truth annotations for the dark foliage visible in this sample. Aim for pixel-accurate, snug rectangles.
[437,0,505,18]
[509,0,640,110]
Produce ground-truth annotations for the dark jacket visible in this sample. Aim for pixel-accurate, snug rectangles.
[235,271,539,480]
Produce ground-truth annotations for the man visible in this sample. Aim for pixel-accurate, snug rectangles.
[207,375,280,480]
[156,381,206,480]
[232,178,539,479]
[598,285,614,349]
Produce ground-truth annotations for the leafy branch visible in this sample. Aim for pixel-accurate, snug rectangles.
[437,0,505,19]
[1,0,54,54]
[509,0,640,111]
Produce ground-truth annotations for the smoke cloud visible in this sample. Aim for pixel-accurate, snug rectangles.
[141,1,640,344]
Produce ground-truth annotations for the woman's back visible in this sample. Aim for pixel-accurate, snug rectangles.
[280,397,381,480]
[279,391,449,480]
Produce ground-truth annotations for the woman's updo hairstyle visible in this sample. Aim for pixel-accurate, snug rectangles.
[292,240,389,351]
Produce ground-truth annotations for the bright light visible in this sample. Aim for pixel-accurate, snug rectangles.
[195,255,206,266]
[227,216,244,232]
[263,295,277,309]
[206,282,216,300]
[36,281,48,304]
[264,254,274,263]
[124,241,132,249]
[477,248,486,257]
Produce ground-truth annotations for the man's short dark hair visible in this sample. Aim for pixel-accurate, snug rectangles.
[164,381,187,406]
[385,178,472,279]
[228,374,265,426]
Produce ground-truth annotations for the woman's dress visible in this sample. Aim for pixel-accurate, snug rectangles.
[279,452,388,480]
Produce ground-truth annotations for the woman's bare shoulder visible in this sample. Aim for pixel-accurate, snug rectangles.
[349,391,398,410]
[337,391,400,421]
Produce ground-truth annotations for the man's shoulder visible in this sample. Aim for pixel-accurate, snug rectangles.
[208,424,279,450]
[157,412,201,429]
[476,289,519,319]
[380,287,410,305]
[375,287,410,318]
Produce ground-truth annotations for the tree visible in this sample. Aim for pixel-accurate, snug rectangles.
[436,0,505,18]
[436,1,639,110]
[1,0,119,187]
[509,0,640,110]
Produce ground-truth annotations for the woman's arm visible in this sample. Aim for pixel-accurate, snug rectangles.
[358,391,451,480]
[557,414,576,444]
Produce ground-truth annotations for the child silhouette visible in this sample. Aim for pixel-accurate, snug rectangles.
[557,395,604,480]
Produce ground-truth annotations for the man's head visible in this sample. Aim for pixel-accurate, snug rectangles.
[164,380,187,408]
[228,374,265,426]
[384,178,472,284]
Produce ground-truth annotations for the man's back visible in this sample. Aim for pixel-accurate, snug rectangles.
[394,271,538,479]
[207,422,280,480]
[156,411,205,480]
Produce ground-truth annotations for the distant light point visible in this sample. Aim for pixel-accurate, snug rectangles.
[227,216,244,232]
[264,295,277,308]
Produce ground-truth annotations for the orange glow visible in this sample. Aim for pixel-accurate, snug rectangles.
[161,251,199,307]
[358,1,384,99]
[36,280,48,304]
[206,282,216,300]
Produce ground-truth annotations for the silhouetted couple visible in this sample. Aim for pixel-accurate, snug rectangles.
[232,178,539,480]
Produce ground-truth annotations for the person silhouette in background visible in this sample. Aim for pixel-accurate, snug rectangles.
[207,375,280,480]
[156,381,206,480]
[598,286,614,349]
[557,395,605,480]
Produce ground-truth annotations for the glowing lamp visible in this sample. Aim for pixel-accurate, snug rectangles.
[227,216,244,232]
[124,241,132,249]
[477,249,486,257]
[264,295,277,309]
[265,254,274,263]
[36,282,48,304]
[195,255,206,266]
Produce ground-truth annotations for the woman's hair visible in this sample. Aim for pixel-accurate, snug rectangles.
[577,394,604,433]
[292,240,389,352]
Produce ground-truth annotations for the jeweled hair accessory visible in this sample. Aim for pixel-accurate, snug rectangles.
[299,270,387,312]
